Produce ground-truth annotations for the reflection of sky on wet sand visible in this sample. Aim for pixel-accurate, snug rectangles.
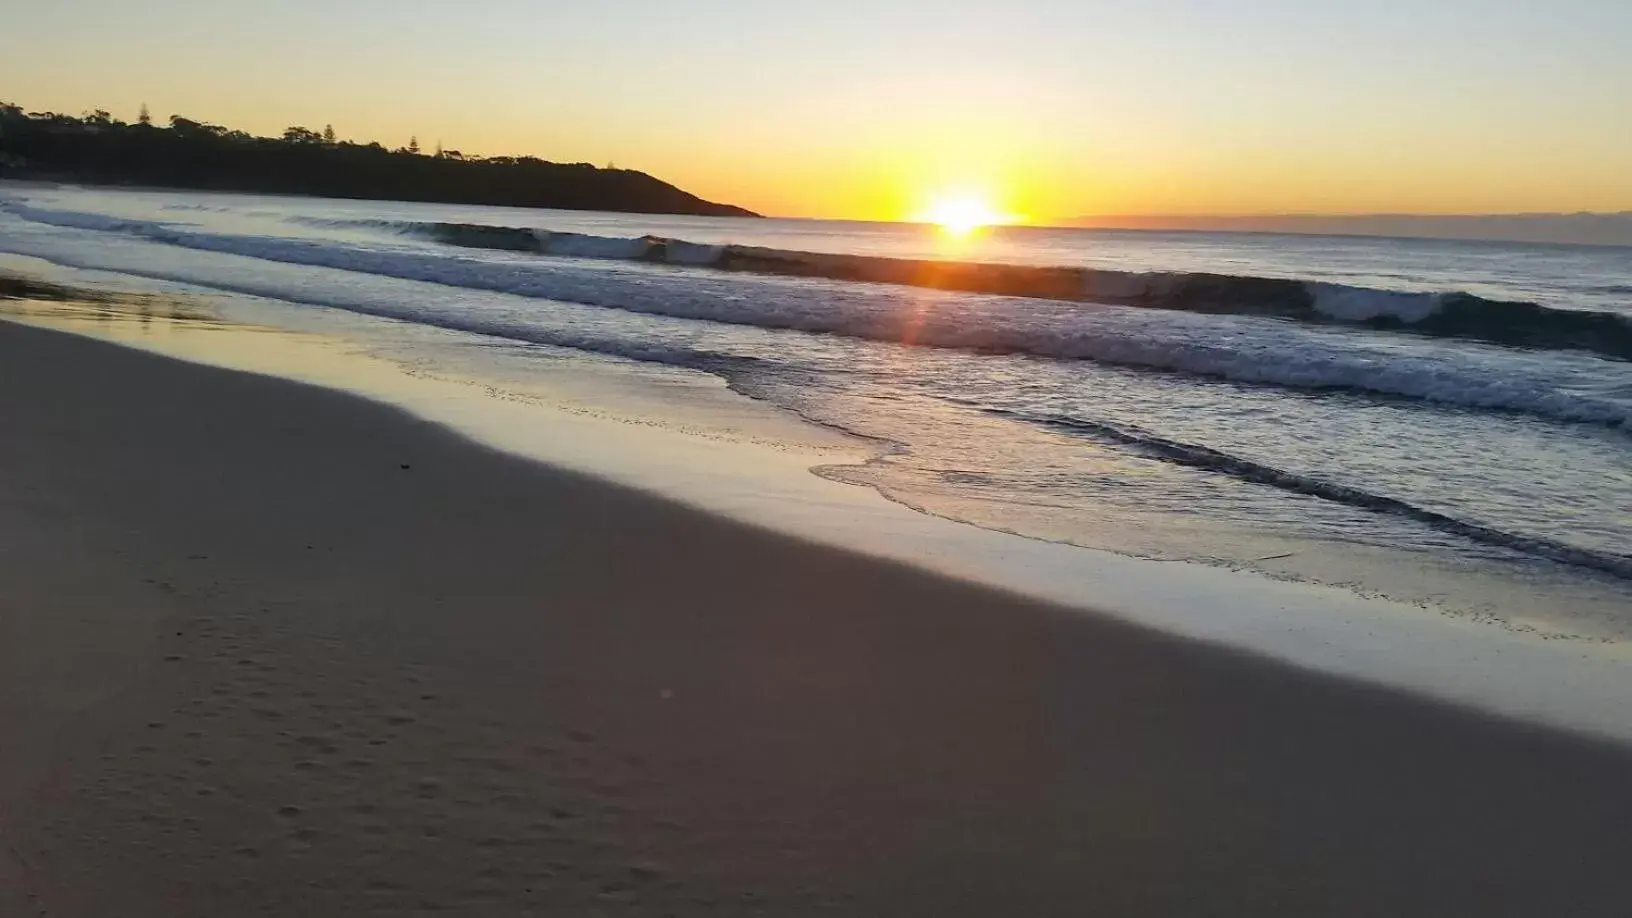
[0,281,251,334]
[0,277,394,392]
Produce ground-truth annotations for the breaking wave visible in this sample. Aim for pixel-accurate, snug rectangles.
[355,217,1632,362]
[3,201,1628,432]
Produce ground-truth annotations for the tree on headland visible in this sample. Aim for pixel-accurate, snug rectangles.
[168,115,244,141]
[282,126,323,145]
[138,103,152,127]
[0,100,757,216]
[0,102,18,166]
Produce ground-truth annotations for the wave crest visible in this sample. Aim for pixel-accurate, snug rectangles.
[367,218,1632,362]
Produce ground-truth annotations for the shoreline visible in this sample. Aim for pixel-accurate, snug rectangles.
[6,314,1632,914]
[3,267,1631,746]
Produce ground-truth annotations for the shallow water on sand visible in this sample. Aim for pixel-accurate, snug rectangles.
[9,274,1632,750]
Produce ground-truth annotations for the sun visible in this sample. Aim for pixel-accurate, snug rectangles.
[914,192,1014,236]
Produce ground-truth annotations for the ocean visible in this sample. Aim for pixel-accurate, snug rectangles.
[3,184,1630,641]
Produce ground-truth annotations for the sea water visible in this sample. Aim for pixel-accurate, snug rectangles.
[2,184,1629,642]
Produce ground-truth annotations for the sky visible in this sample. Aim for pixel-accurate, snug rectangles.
[3,0,1631,222]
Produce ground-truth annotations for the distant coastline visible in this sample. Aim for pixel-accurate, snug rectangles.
[1066,212,1632,248]
[0,102,757,219]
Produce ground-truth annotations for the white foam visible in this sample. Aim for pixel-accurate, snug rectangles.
[0,204,155,235]
[1311,283,1444,323]
[663,240,725,266]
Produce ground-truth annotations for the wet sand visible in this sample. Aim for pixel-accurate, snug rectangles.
[4,316,1632,916]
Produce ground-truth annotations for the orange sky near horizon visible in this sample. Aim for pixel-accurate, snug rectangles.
[4,1,1630,223]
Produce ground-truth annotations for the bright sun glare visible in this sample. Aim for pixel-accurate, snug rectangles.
[916,192,1012,235]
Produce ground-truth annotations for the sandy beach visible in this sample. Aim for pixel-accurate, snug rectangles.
[4,315,1632,916]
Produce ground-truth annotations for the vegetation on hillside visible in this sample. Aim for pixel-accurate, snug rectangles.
[0,103,756,218]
